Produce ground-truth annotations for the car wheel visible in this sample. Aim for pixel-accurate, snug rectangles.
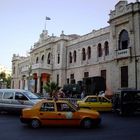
[30,119,41,129]
[81,118,92,129]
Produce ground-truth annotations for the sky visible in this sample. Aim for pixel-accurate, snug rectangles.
[0,0,137,69]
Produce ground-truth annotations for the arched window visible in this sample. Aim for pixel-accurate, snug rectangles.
[73,50,77,62]
[69,52,72,63]
[82,48,86,61]
[47,53,51,64]
[36,57,39,63]
[98,43,102,57]
[119,30,129,50]
[87,46,91,59]
[104,41,109,56]
[41,55,44,62]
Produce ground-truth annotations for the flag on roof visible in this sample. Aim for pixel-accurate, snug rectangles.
[46,16,51,20]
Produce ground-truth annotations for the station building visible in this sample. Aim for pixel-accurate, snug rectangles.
[11,1,140,94]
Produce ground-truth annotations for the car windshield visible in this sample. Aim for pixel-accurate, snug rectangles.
[82,96,88,101]
[23,91,40,99]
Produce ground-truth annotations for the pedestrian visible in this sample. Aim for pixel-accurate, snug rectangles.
[58,88,65,98]
[81,91,85,99]
[52,90,58,101]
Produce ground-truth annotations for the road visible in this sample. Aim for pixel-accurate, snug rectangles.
[0,112,140,140]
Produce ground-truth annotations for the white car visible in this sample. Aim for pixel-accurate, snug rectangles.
[0,89,41,114]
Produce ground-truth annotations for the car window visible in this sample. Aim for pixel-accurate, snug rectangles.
[40,102,54,112]
[0,92,3,99]
[99,97,109,102]
[85,97,97,102]
[3,92,14,99]
[23,91,39,99]
[15,92,28,100]
[56,103,74,112]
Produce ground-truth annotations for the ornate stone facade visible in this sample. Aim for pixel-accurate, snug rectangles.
[11,1,140,94]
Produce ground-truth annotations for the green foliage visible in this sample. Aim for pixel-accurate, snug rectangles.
[0,72,11,88]
[0,72,6,81]
[43,81,59,97]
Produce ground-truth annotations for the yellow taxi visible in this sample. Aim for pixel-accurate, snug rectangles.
[20,99,101,129]
[77,95,112,112]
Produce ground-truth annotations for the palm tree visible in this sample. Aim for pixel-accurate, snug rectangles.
[43,81,59,97]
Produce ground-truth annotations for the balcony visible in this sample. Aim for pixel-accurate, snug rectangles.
[32,63,52,70]
[21,66,29,72]
[116,49,130,59]
[21,63,52,73]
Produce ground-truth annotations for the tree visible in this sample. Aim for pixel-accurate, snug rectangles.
[0,72,6,81]
[0,72,11,88]
[43,81,59,97]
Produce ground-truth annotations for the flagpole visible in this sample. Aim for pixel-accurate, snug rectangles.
[44,20,46,30]
[44,16,51,30]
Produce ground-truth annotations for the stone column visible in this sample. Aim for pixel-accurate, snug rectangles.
[25,78,28,90]
[20,79,23,89]
[22,79,24,89]
[37,76,40,93]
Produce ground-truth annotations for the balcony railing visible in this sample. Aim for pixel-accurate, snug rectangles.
[32,63,52,70]
[21,63,52,72]
[116,49,130,59]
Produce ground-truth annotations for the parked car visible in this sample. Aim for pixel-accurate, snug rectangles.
[77,95,112,111]
[0,89,41,114]
[112,88,140,115]
[20,99,101,129]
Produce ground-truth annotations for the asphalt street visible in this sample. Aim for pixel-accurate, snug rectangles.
[0,112,140,140]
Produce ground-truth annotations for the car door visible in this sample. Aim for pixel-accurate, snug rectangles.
[98,96,112,111]
[84,96,99,110]
[56,102,80,126]
[38,101,58,126]
[12,92,31,111]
